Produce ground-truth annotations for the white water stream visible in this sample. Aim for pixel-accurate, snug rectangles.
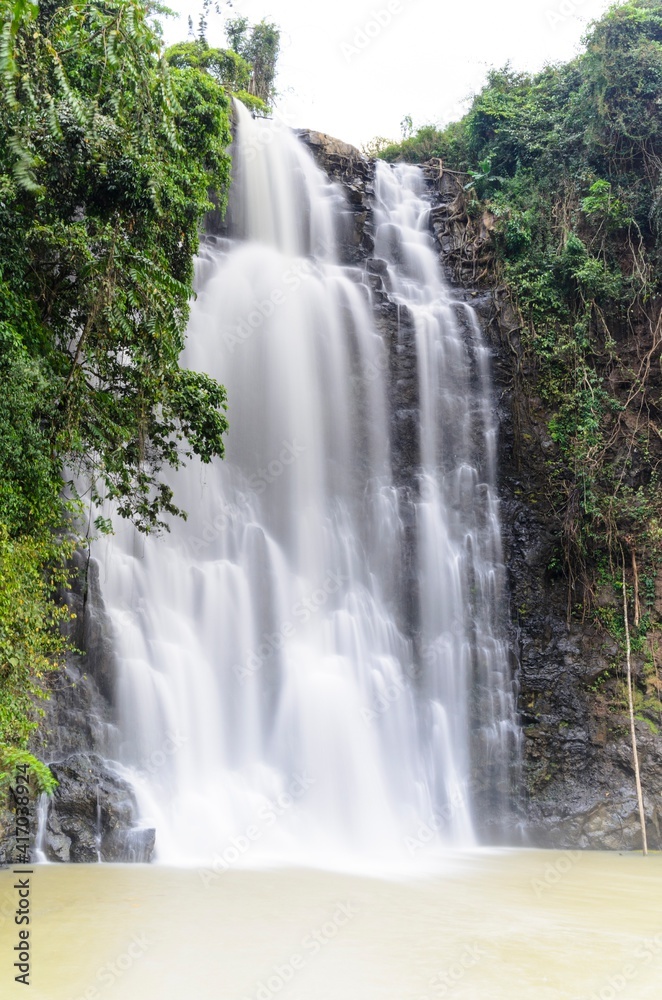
[94,104,517,865]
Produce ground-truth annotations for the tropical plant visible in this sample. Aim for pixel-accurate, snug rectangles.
[0,0,234,784]
[225,15,280,107]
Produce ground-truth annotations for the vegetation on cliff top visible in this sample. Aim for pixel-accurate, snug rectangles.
[377,0,662,641]
[0,0,281,787]
[166,13,280,116]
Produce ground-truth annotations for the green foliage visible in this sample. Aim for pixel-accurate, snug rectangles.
[0,2,234,781]
[581,0,662,169]
[635,712,659,736]
[0,748,57,795]
[165,40,252,92]
[0,303,61,535]
[226,16,280,108]
[361,135,394,158]
[400,114,413,140]
[377,121,469,165]
[0,524,73,792]
[232,90,270,117]
[1,0,231,532]
[463,157,505,199]
[378,0,662,601]
[581,180,633,230]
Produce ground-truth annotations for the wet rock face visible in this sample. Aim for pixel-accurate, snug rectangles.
[44,753,154,863]
[37,558,156,862]
[32,551,118,761]
[424,167,662,851]
[302,137,662,850]
[478,290,662,849]
[1,551,153,865]
[297,128,375,264]
[0,792,39,868]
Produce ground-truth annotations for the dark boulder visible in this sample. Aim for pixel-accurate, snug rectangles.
[43,753,154,863]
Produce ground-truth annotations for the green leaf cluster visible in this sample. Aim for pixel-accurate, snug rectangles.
[0,523,73,791]
[0,0,237,783]
[225,16,279,108]
[1,0,233,532]
[378,0,662,593]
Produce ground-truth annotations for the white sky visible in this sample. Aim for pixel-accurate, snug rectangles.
[160,0,616,148]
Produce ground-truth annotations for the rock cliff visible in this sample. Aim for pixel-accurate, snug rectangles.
[299,131,662,850]
[4,125,660,863]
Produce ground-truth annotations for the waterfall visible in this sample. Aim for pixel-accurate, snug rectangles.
[93,103,518,865]
[372,164,520,836]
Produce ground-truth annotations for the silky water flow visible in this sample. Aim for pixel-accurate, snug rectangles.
[93,103,519,866]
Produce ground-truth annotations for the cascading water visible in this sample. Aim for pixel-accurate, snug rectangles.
[372,165,520,835]
[94,103,518,865]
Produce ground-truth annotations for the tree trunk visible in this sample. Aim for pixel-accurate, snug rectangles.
[623,555,648,856]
